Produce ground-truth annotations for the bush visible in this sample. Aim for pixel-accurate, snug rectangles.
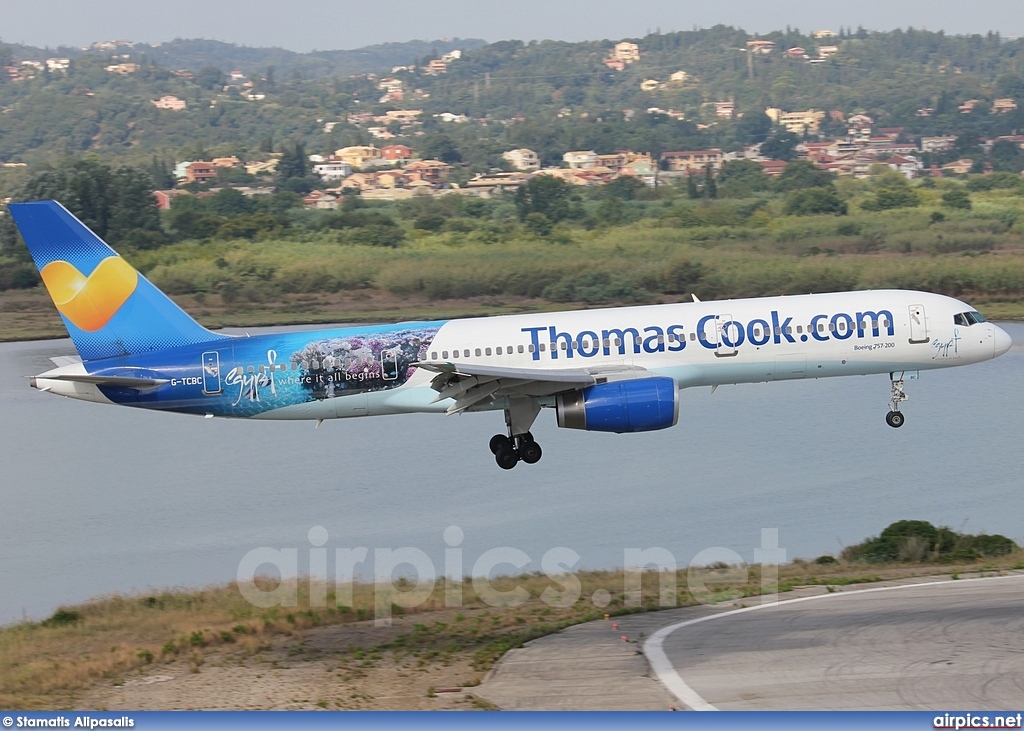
[784,187,847,216]
[542,271,652,304]
[861,186,920,211]
[42,608,82,626]
[941,187,972,210]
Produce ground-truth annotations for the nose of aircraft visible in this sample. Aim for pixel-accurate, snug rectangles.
[993,325,1013,358]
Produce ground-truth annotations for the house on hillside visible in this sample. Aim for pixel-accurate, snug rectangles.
[563,151,598,169]
[183,162,217,184]
[613,42,640,63]
[993,98,1018,114]
[381,144,415,163]
[502,148,540,171]
[660,149,723,172]
[151,95,186,111]
[746,40,776,54]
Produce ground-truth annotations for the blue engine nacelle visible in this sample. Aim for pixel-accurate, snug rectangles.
[555,377,679,433]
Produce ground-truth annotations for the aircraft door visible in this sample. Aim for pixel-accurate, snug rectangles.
[908,305,929,343]
[202,351,222,395]
[716,314,738,357]
[381,348,400,381]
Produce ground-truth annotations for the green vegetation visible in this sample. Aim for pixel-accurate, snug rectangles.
[841,520,1018,564]
[4,159,1024,337]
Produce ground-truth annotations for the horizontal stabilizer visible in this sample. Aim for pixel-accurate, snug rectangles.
[49,355,83,367]
[38,374,169,391]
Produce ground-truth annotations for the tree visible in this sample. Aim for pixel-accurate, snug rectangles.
[194,66,226,90]
[686,171,700,199]
[760,130,800,161]
[702,165,717,198]
[601,175,645,200]
[783,186,847,216]
[421,134,462,164]
[19,158,162,246]
[277,141,310,181]
[941,187,972,210]
[515,175,570,222]
[989,140,1024,173]
[717,160,769,197]
[776,160,835,192]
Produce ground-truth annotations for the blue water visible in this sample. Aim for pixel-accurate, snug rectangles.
[1,324,1021,624]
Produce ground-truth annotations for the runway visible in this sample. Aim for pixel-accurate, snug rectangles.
[645,574,1024,710]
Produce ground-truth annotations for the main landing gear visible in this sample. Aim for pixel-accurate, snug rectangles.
[489,397,543,470]
[885,374,908,428]
[489,432,543,469]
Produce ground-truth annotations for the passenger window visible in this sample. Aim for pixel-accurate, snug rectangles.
[496,346,503,355]
[475,348,481,357]
[614,338,621,347]
[312,360,320,369]
[668,334,676,343]
[658,335,665,343]
[829,323,836,332]
[301,360,309,370]
[520,345,527,353]
[602,338,610,348]
[796,326,803,334]
[247,365,255,374]
[442,351,448,359]
[431,351,437,360]
[539,344,545,352]
[559,342,567,350]
[785,327,792,335]
[818,323,824,332]
[690,332,696,341]
[485,347,492,356]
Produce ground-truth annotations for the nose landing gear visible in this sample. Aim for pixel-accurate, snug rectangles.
[885,374,908,428]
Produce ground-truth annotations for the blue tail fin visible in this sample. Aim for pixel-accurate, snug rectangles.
[9,200,227,361]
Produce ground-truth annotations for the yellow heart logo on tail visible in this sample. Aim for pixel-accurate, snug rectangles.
[39,257,139,332]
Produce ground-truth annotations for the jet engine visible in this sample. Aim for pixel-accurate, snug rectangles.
[555,377,679,433]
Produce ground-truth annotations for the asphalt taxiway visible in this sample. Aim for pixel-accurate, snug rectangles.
[479,574,1024,710]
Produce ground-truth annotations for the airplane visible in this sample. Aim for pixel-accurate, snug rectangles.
[9,200,1014,469]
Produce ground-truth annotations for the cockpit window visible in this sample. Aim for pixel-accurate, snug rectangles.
[954,311,988,326]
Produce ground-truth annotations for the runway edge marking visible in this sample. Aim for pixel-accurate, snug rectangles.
[643,573,1024,711]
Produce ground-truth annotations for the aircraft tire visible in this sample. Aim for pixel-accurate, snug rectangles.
[495,447,520,470]
[490,434,512,454]
[520,441,543,464]
[885,411,905,428]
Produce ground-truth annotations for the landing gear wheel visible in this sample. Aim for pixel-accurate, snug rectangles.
[489,434,512,455]
[885,410,905,428]
[519,441,543,464]
[495,447,520,470]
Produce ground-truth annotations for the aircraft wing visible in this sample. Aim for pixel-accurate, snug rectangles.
[414,361,649,414]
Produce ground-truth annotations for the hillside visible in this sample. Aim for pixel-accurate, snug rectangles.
[0,28,1023,171]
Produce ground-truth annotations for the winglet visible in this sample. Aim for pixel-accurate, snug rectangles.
[692,293,701,303]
